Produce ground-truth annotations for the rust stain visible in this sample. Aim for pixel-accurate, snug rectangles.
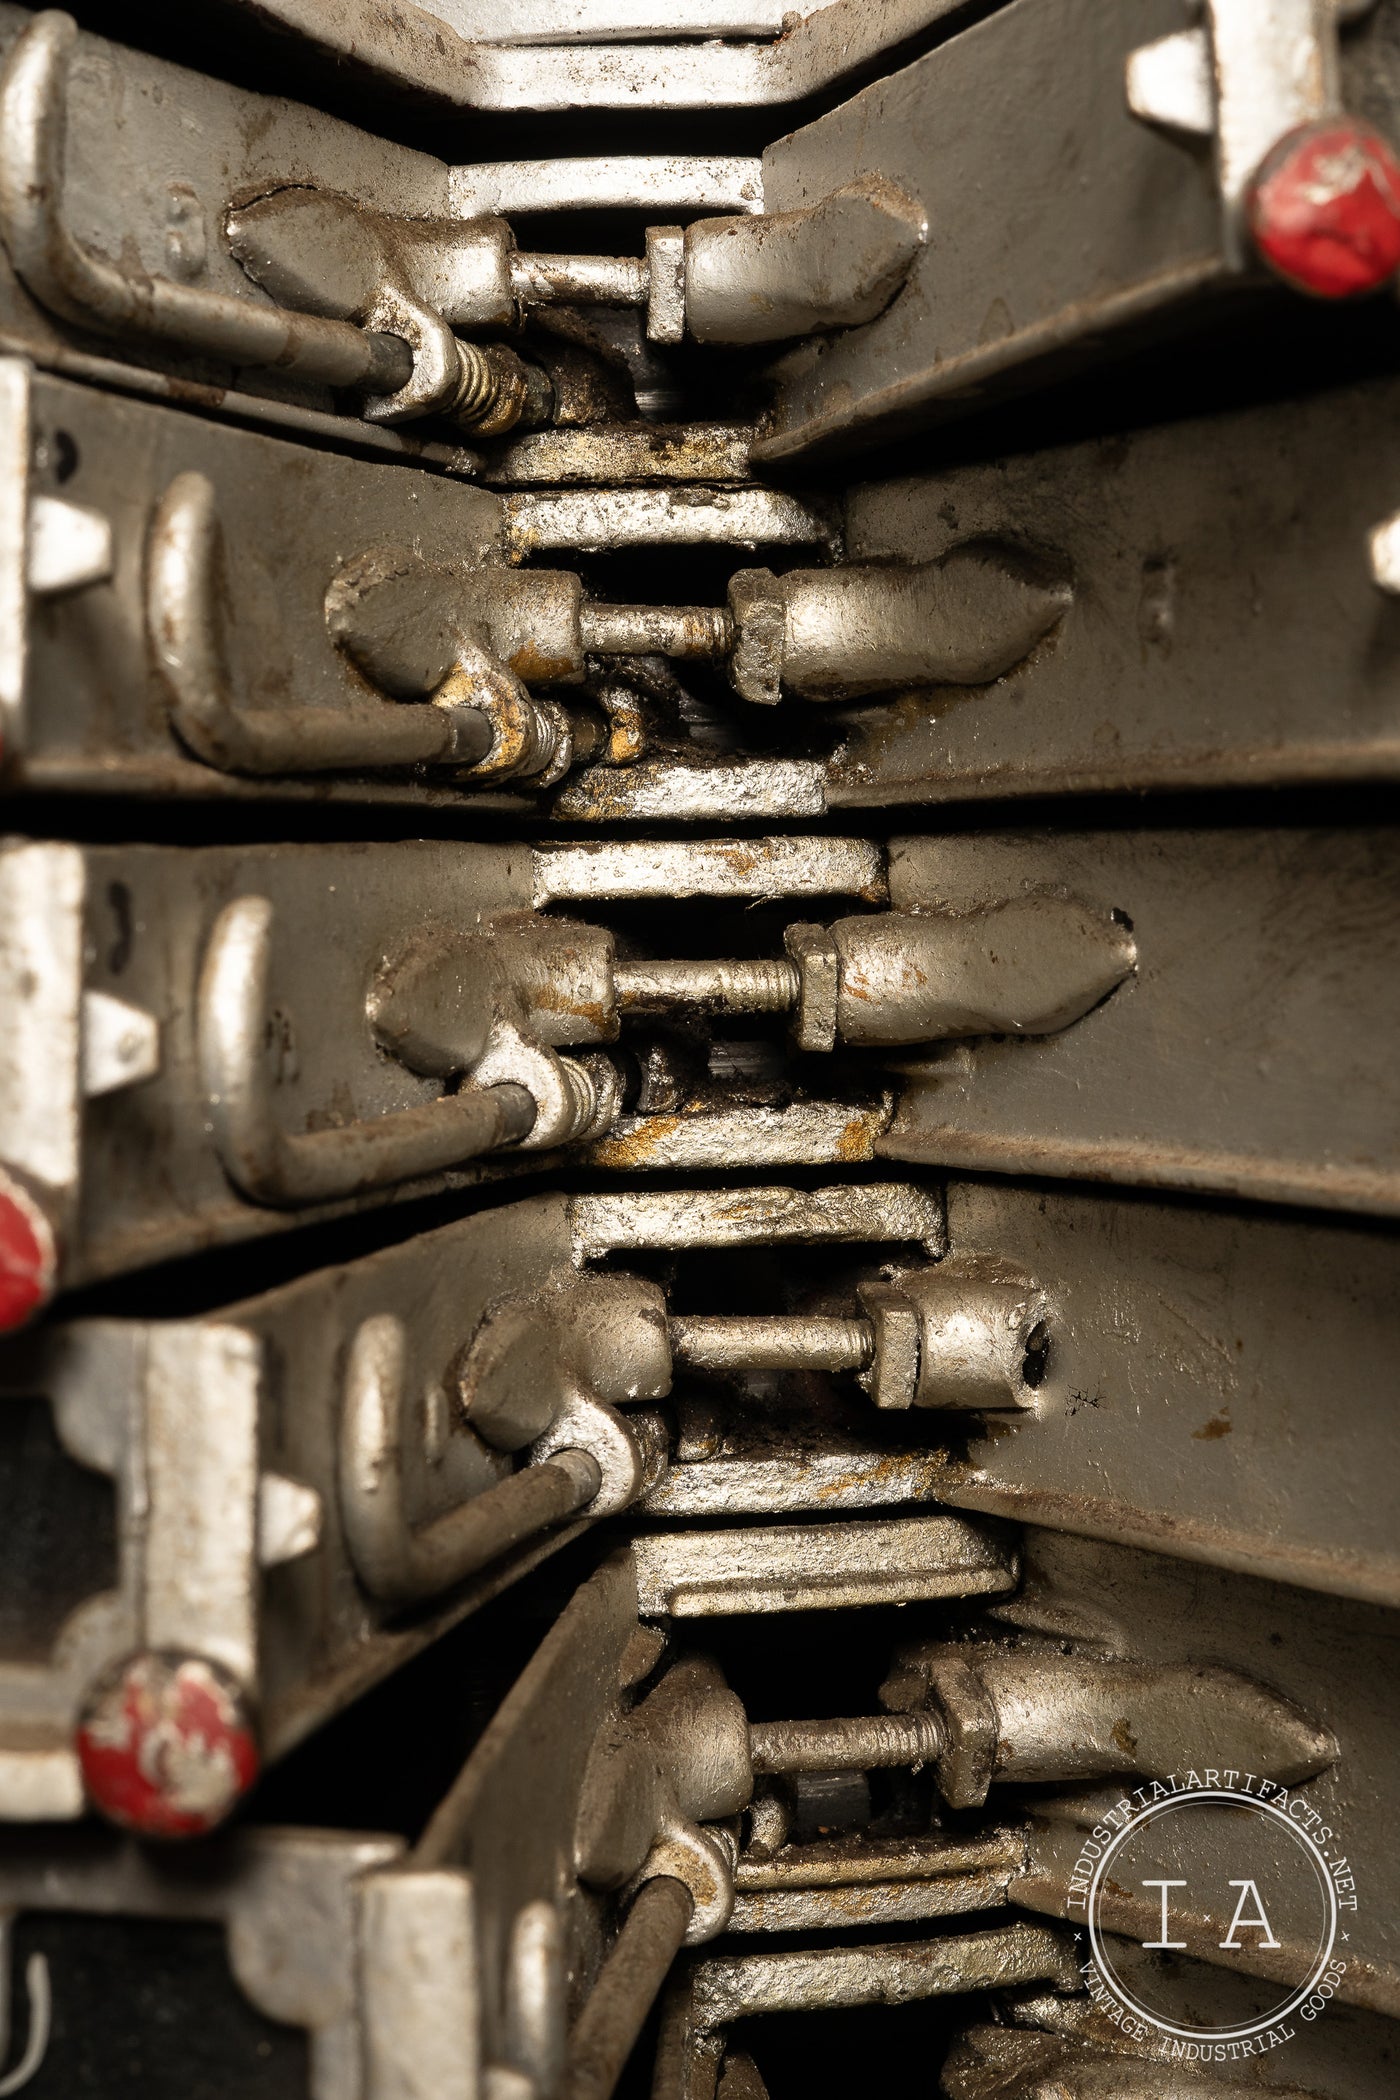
[530,984,613,1035]
[1111,1720,1139,1758]
[814,1452,946,1504]
[589,1115,682,1168]
[1192,1410,1233,1440]
[507,644,576,684]
[835,1115,878,1161]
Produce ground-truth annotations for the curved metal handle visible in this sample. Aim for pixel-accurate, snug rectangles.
[340,1314,602,1603]
[0,12,412,395]
[0,1921,50,2099]
[147,473,494,775]
[197,895,536,1208]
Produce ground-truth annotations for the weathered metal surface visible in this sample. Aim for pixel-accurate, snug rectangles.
[1001,1531,1400,2018]
[879,826,1400,1215]
[480,424,758,489]
[501,487,838,559]
[957,1958,1400,2099]
[0,5,460,431]
[942,2019,1332,2098]
[367,1554,644,2096]
[0,836,888,1296]
[532,837,886,909]
[583,1097,894,1175]
[924,1176,1400,1606]
[0,1197,598,1815]
[0,0,1397,2091]
[755,0,1400,461]
[677,1922,1079,2024]
[207,0,982,110]
[630,1510,1017,1615]
[0,1823,404,2095]
[653,1921,1081,2099]
[0,361,516,802]
[552,758,831,823]
[449,159,763,217]
[827,375,1400,802]
[567,1179,942,1261]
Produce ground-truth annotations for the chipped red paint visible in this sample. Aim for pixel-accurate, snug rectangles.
[76,1651,260,1838]
[0,1171,56,1334]
[1248,118,1400,298]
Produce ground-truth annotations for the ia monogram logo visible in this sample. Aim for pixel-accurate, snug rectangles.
[1069,1777,1357,2052]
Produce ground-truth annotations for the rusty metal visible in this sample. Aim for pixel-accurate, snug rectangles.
[1,1,1398,2094]
[564,1879,694,2100]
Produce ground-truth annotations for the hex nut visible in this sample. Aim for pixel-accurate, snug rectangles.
[856,1279,920,1409]
[784,922,839,1053]
[727,569,786,706]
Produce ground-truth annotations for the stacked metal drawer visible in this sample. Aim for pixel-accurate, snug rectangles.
[0,0,1398,2093]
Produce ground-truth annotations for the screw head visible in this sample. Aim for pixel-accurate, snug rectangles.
[1248,117,1400,298]
[76,1651,259,1839]
[0,1170,56,1334]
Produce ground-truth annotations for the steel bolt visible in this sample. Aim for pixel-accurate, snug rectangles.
[613,957,799,1016]
[76,1650,260,1839]
[1247,118,1400,298]
[749,1710,944,1775]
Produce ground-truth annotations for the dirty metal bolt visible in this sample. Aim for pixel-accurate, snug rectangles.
[670,1314,872,1375]
[745,1788,793,1861]
[858,1273,1050,1412]
[612,957,799,1016]
[613,894,1132,1049]
[75,1650,260,1839]
[1247,117,1400,298]
[0,1168,57,1334]
[666,1278,1047,1411]
[784,922,840,1053]
[445,339,553,436]
[748,1710,944,1777]
[645,225,686,344]
[562,1875,693,2100]
[510,252,651,308]
[440,657,573,785]
[579,602,734,662]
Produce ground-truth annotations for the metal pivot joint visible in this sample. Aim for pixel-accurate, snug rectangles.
[0,13,550,435]
[339,1313,634,1604]
[613,895,1137,1051]
[198,897,541,1209]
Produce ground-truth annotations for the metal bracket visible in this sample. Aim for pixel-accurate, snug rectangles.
[197,894,537,1208]
[1127,0,1373,263]
[339,1312,615,1603]
[0,13,415,397]
[147,473,495,776]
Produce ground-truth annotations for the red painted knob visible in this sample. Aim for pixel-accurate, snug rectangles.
[1248,117,1400,298]
[0,1170,56,1334]
[76,1651,260,1839]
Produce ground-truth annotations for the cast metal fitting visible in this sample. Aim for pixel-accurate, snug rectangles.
[613,894,1136,1049]
[726,554,1072,706]
[669,1266,1051,1414]
[0,16,551,437]
[878,1646,1340,1811]
[339,1309,652,1605]
[228,169,925,361]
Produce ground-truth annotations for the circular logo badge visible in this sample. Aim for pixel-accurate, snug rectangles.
[1075,1778,1355,2049]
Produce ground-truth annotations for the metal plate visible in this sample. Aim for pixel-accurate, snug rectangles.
[880,824,1400,1216]
[829,374,1400,801]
